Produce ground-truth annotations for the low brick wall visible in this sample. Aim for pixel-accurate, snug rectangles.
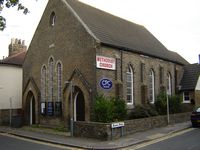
[74,112,191,140]
[74,121,111,140]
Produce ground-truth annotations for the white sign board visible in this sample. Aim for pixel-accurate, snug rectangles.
[111,122,125,128]
[96,55,116,70]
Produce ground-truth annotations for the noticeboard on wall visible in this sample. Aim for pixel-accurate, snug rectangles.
[47,102,54,116]
[40,102,46,115]
[55,102,62,116]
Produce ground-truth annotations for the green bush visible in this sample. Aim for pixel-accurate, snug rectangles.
[129,105,149,119]
[129,104,158,119]
[93,95,127,123]
[169,95,182,113]
[155,90,183,115]
[93,95,114,123]
[145,104,159,116]
[112,97,127,121]
[155,90,167,115]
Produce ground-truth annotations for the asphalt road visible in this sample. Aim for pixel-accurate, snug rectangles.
[0,133,80,150]
[133,128,200,150]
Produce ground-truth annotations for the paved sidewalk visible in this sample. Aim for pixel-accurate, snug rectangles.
[0,121,192,150]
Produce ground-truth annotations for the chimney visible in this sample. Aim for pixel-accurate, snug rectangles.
[22,40,25,46]
[8,38,27,57]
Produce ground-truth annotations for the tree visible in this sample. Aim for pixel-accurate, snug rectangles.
[0,0,29,31]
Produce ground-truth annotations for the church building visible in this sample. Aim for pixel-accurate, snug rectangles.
[23,0,188,127]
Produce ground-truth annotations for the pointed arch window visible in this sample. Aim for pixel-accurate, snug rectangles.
[167,72,172,96]
[41,66,46,102]
[49,57,54,102]
[126,65,134,105]
[57,62,62,102]
[148,69,155,104]
[50,12,56,27]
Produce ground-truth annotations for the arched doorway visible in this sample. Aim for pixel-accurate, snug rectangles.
[73,87,85,121]
[26,91,36,125]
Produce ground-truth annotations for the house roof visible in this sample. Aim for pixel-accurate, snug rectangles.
[180,64,200,91]
[0,51,26,67]
[64,0,188,65]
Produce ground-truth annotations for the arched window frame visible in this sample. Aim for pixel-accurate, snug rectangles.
[50,11,56,27]
[148,69,155,104]
[41,65,47,102]
[48,57,54,102]
[56,61,62,102]
[126,65,134,105]
[167,72,172,96]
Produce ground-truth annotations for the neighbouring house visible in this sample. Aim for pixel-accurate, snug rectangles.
[180,63,200,106]
[23,0,189,128]
[0,38,27,125]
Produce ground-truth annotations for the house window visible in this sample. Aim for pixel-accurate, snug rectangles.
[126,65,134,105]
[57,62,62,102]
[148,69,155,104]
[49,57,54,102]
[183,92,190,103]
[167,72,172,96]
[50,12,56,26]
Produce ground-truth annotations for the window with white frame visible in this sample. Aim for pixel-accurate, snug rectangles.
[148,69,155,104]
[183,92,190,103]
[49,57,54,102]
[167,72,172,96]
[57,62,62,102]
[126,65,134,105]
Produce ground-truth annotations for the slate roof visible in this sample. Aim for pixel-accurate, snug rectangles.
[64,0,188,65]
[0,51,26,66]
[180,64,200,91]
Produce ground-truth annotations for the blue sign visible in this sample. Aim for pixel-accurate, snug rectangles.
[100,78,112,90]
[47,102,54,116]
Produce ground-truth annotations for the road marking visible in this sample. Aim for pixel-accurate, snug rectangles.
[123,128,194,150]
[0,132,84,150]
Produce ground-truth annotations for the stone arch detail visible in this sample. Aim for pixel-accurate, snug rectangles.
[63,68,92,127]
[23,77,40,125]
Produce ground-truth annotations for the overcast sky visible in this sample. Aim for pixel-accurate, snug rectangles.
[0,0,199,63]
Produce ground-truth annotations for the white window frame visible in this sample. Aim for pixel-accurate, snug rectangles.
[183,92,190,103]
[167,72,172,96]
[148,69,155,104]
[126,65,134,105]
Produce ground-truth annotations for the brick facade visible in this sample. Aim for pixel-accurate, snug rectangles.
[23,0,186,128]
[96,46,184,109]
[23,0,96,127]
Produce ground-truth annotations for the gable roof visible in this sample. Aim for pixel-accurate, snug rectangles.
[0,51,26,67]
[63,0,188,65]
[180,64,200,91]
